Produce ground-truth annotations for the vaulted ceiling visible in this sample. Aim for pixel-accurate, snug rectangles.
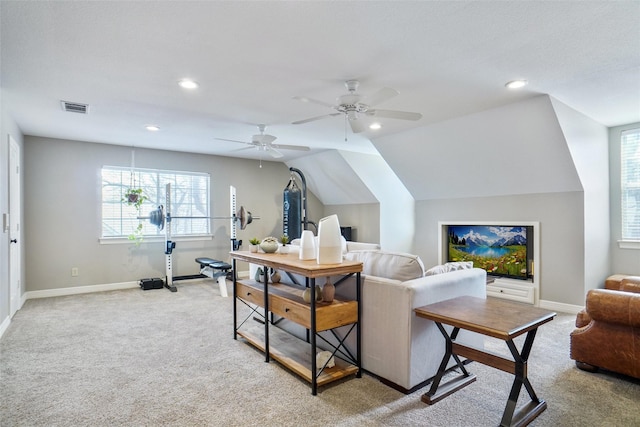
[2,1,639,163]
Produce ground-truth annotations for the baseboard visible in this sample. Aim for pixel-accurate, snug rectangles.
[0,315,10,340]
[25,281,139,300]
[538,299,583,315]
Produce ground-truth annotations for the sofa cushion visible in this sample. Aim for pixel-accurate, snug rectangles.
[344,250,425,281]
[425,261,473,276]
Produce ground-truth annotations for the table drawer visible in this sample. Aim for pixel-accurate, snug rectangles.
[236,281,265,306]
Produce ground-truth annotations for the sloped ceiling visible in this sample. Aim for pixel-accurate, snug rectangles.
[373,95,584,201]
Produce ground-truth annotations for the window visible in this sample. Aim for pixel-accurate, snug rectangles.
[101,166,210,239]
[621,129,640,240]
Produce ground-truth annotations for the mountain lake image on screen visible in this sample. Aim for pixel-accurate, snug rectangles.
[447,225,531,280]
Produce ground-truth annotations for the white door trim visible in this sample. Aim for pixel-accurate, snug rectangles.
[9,135,22,317]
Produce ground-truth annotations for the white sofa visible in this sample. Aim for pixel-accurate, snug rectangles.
[278,244,487,392]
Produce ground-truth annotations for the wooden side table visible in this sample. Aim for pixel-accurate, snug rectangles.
[415,296,556,427]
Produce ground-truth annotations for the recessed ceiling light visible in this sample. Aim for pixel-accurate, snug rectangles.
[145,125,160,132]
[505,80,528,89]
[369,122,382,130]
[178,79,199,89]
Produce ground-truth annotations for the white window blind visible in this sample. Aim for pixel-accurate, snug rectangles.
[621,129,640,240]
[101,166,210,238]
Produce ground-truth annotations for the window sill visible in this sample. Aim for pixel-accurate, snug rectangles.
[618,240,640,250]
[100,235,214,245]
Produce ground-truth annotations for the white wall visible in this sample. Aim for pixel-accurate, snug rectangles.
[551,98,611,291]
[23,137,306,292]
[414,192,585,305]
[338,150,414,252]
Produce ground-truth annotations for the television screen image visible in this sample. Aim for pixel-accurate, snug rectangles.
[447,225,530,280]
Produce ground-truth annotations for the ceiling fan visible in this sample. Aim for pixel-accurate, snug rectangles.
[215,124,310,159]
[292,80,423,134]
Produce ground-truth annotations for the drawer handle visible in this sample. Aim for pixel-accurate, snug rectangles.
[285,308,290,312]
[246,292,252,296]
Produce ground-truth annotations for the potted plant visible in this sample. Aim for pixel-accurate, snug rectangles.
[249,237,261,253]
[279,235,290,254]
[122,188,147,210]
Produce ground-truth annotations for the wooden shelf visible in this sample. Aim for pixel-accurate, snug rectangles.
[237,325,359,386]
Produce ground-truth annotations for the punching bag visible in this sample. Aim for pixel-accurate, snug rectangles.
[283,176,302,240]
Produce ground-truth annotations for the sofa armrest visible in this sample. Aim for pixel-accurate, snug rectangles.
[575,309,591,328]
[621,279,640,294]
[585,289,640,327]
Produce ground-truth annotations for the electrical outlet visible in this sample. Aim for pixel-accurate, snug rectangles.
[71,267,79,277]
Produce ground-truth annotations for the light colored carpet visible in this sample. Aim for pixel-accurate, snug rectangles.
[1,281,639,426]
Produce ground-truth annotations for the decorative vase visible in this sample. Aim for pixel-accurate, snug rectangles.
[249,244,258,253]
[317,214,342,264]
[322,278,335,303]
[271,271,281,283]
[299,230,316,260]
[259,237,279,253]
[302,285,322,303]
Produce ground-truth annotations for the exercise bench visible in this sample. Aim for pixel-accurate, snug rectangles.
[195,257,232,297]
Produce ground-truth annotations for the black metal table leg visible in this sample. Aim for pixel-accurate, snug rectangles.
[310,277,317,395]
[500,329,547,427]
[422,323,476,404]
[232,259,237,340]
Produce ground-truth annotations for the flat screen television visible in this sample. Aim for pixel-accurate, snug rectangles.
[447,225,533,280]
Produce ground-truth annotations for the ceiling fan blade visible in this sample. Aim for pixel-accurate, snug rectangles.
[349,119,366,134]
[366,87,399,107]
[267,146,284,158]
[293,96,335,108]
[368,109,422,121]
[292,113,341,125]
[230,146,256,153]
[273,144,310,151]
[215,137,252,145]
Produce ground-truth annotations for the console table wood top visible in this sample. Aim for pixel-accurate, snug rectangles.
[230,251,362,278]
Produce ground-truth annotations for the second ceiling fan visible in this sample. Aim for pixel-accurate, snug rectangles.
[292,80,422,134]
[216,124,310,159]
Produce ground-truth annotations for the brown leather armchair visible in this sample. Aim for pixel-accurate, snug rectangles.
[570,275,640,379]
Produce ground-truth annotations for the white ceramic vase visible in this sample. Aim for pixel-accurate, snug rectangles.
[299,230,316,260]
[317,214,342,264]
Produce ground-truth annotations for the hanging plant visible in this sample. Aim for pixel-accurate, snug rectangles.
[122,150,147,245]
[127,222,145,245]
[122,187,147,210]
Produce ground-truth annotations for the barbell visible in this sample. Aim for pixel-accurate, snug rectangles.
[140,205,258,231]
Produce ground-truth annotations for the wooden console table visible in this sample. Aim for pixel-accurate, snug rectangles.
[229,251,362,395]
[415,296,556,427]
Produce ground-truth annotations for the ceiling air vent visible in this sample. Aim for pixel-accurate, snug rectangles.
[60,101,89,114]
